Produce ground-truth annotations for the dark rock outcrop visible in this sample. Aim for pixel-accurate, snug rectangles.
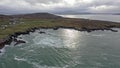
[14,39,26,46]
[0,36,12,49]
[0,27,39,50]
[0,40,5,49]
[39,31,46,34]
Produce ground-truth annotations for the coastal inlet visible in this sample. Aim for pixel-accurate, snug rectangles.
[0,28,120,68]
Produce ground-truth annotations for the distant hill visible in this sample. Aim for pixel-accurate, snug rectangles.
[0,15,11,19]
[0,13,62,20]
[12,13,62,19]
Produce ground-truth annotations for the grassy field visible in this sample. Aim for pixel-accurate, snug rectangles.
[0,18,120,39]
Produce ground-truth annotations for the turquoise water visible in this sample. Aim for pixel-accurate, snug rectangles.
[60,15,120,23]
[0,28,120,68]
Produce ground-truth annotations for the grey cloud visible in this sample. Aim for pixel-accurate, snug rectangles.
[0,0,120,14]
[24,0,62,4]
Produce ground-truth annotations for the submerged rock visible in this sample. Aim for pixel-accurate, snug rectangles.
[53,27,59,30]
[39,31,46,34]
[110,29,118,32]
[14,39,26,46]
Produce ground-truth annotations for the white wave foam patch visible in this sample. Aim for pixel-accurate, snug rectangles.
[33,35,63,48]
[28,61,63,68]
[14,56,27,62]
[14,56,75,68]
[0,48,5,56]
[14,55,69,68]
[0,45,9,56]
[17,35,28,44]
[29,49,34,52]
[15,58,64,68]
[17,35,24,40]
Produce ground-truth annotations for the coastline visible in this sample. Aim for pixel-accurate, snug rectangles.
[0,25,120,49]
[0,13,120,50]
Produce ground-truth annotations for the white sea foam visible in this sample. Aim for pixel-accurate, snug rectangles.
[14,55,70,68]
[17,34,30,43]
[0,49,5,56]
[33,35,63,48]
[0,45,9,56]
[29,49,34,52]
[21,59,63,68]
[30,62,63,68]
[14,56,74,68]
[14,56,27,61]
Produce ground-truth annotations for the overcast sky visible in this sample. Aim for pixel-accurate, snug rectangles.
[0,0,120,14]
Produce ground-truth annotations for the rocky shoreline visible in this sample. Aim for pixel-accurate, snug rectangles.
[0,13,120,51]
[0,26,119,50]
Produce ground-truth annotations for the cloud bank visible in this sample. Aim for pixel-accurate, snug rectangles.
[0,0,120,14]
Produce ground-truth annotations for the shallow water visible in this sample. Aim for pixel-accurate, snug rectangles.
[60,14,120,23]
[0,29,120,68]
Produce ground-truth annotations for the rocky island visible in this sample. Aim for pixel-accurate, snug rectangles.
[0,13,120,49]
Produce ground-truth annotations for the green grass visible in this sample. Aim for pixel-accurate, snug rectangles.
[0,19,9,25]
[0,18,120,39]
[0,19,60,39]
